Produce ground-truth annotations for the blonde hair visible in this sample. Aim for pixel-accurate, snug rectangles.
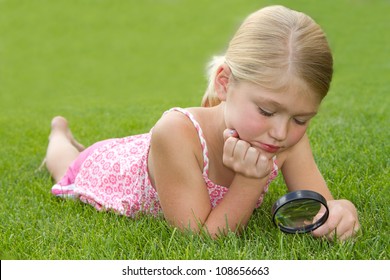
[202,5,333,107]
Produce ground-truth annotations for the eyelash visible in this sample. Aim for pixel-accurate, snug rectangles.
[259,107,308,126]
[258,107,274,117]
[293,119,307,126]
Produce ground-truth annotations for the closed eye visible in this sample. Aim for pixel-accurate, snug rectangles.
[293,118,308,126]
[258,107,274,117]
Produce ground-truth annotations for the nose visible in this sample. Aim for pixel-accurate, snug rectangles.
[269,118,288,141]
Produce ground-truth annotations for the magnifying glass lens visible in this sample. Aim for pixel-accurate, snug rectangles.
[272,190,329,234]
[274,199,321,228]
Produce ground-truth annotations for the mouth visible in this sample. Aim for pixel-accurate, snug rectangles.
[253,142,281,154]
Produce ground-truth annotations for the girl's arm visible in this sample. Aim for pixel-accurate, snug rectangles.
[281,134,332,198]
[150,113,272,237]
[280,134,360,240]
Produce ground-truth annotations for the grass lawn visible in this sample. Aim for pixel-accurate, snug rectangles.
[0,0,388,260]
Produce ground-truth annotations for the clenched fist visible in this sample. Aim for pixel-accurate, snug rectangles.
[222,129,273,179]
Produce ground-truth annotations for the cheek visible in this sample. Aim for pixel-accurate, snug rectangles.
[287,127,307,146]
[229,113,266,139]
[224,103,245,129]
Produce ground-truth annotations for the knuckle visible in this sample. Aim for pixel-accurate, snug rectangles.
[232,162,242,172]
[237,140,250,148]
[222,154,229,165]
[327,218,338,231]
[247,146,258,156]
[222,154,233,168]
[256,157,272,174]
[345,214,357,227]
[224,137,235,148]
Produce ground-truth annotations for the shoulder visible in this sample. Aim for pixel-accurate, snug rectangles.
[151,110,200,152]
[153,110,197,137]
[150,109,204,170]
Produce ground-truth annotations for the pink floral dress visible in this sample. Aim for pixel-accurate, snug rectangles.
[52,107,279,217]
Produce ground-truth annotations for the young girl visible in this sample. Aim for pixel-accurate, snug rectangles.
[44,5,359,240]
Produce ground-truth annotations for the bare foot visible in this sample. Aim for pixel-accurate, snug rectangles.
[50,116,85,152]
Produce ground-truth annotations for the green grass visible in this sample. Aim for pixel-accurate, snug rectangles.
[0,0,389,260]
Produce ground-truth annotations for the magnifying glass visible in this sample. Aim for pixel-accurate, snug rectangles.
[272,190,329,234]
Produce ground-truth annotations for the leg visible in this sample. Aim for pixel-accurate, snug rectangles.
[45,116,85,182]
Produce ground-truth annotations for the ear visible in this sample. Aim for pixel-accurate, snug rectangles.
[214,64,232,102]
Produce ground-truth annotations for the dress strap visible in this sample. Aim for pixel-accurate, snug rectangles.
[164,107,210,176]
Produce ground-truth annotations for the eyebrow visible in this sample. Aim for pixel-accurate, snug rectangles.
[257,97,318,117]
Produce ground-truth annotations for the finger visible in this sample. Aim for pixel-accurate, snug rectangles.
[334,216,361,241]
[233,140,251,162]
[223,129,239,141]
[328,222,348,240]
[337,230,353,241]
[325,229,337,241]
[338,222,360,241]
[316,214,345,241]
[244,146,260,165]
[255,154,271,175]
[312,205,327,223]
[311,213,342,239]
[223,137,238,158]
[312,222,331,239]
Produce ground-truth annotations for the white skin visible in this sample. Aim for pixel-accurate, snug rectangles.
[149,64,359,240]
[45,64,360,241]
[45,116,85,182]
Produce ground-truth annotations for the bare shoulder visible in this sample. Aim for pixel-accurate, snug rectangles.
[151,110,203,167]
[153,110,198,139]
[148,109,205,189]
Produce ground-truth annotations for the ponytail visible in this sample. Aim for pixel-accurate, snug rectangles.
[201,56,226,107]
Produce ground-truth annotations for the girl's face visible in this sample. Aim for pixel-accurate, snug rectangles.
[223,79,321,158]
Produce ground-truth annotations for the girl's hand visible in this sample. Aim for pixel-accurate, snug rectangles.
[312,199,360,241]
[222,129,273,179]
